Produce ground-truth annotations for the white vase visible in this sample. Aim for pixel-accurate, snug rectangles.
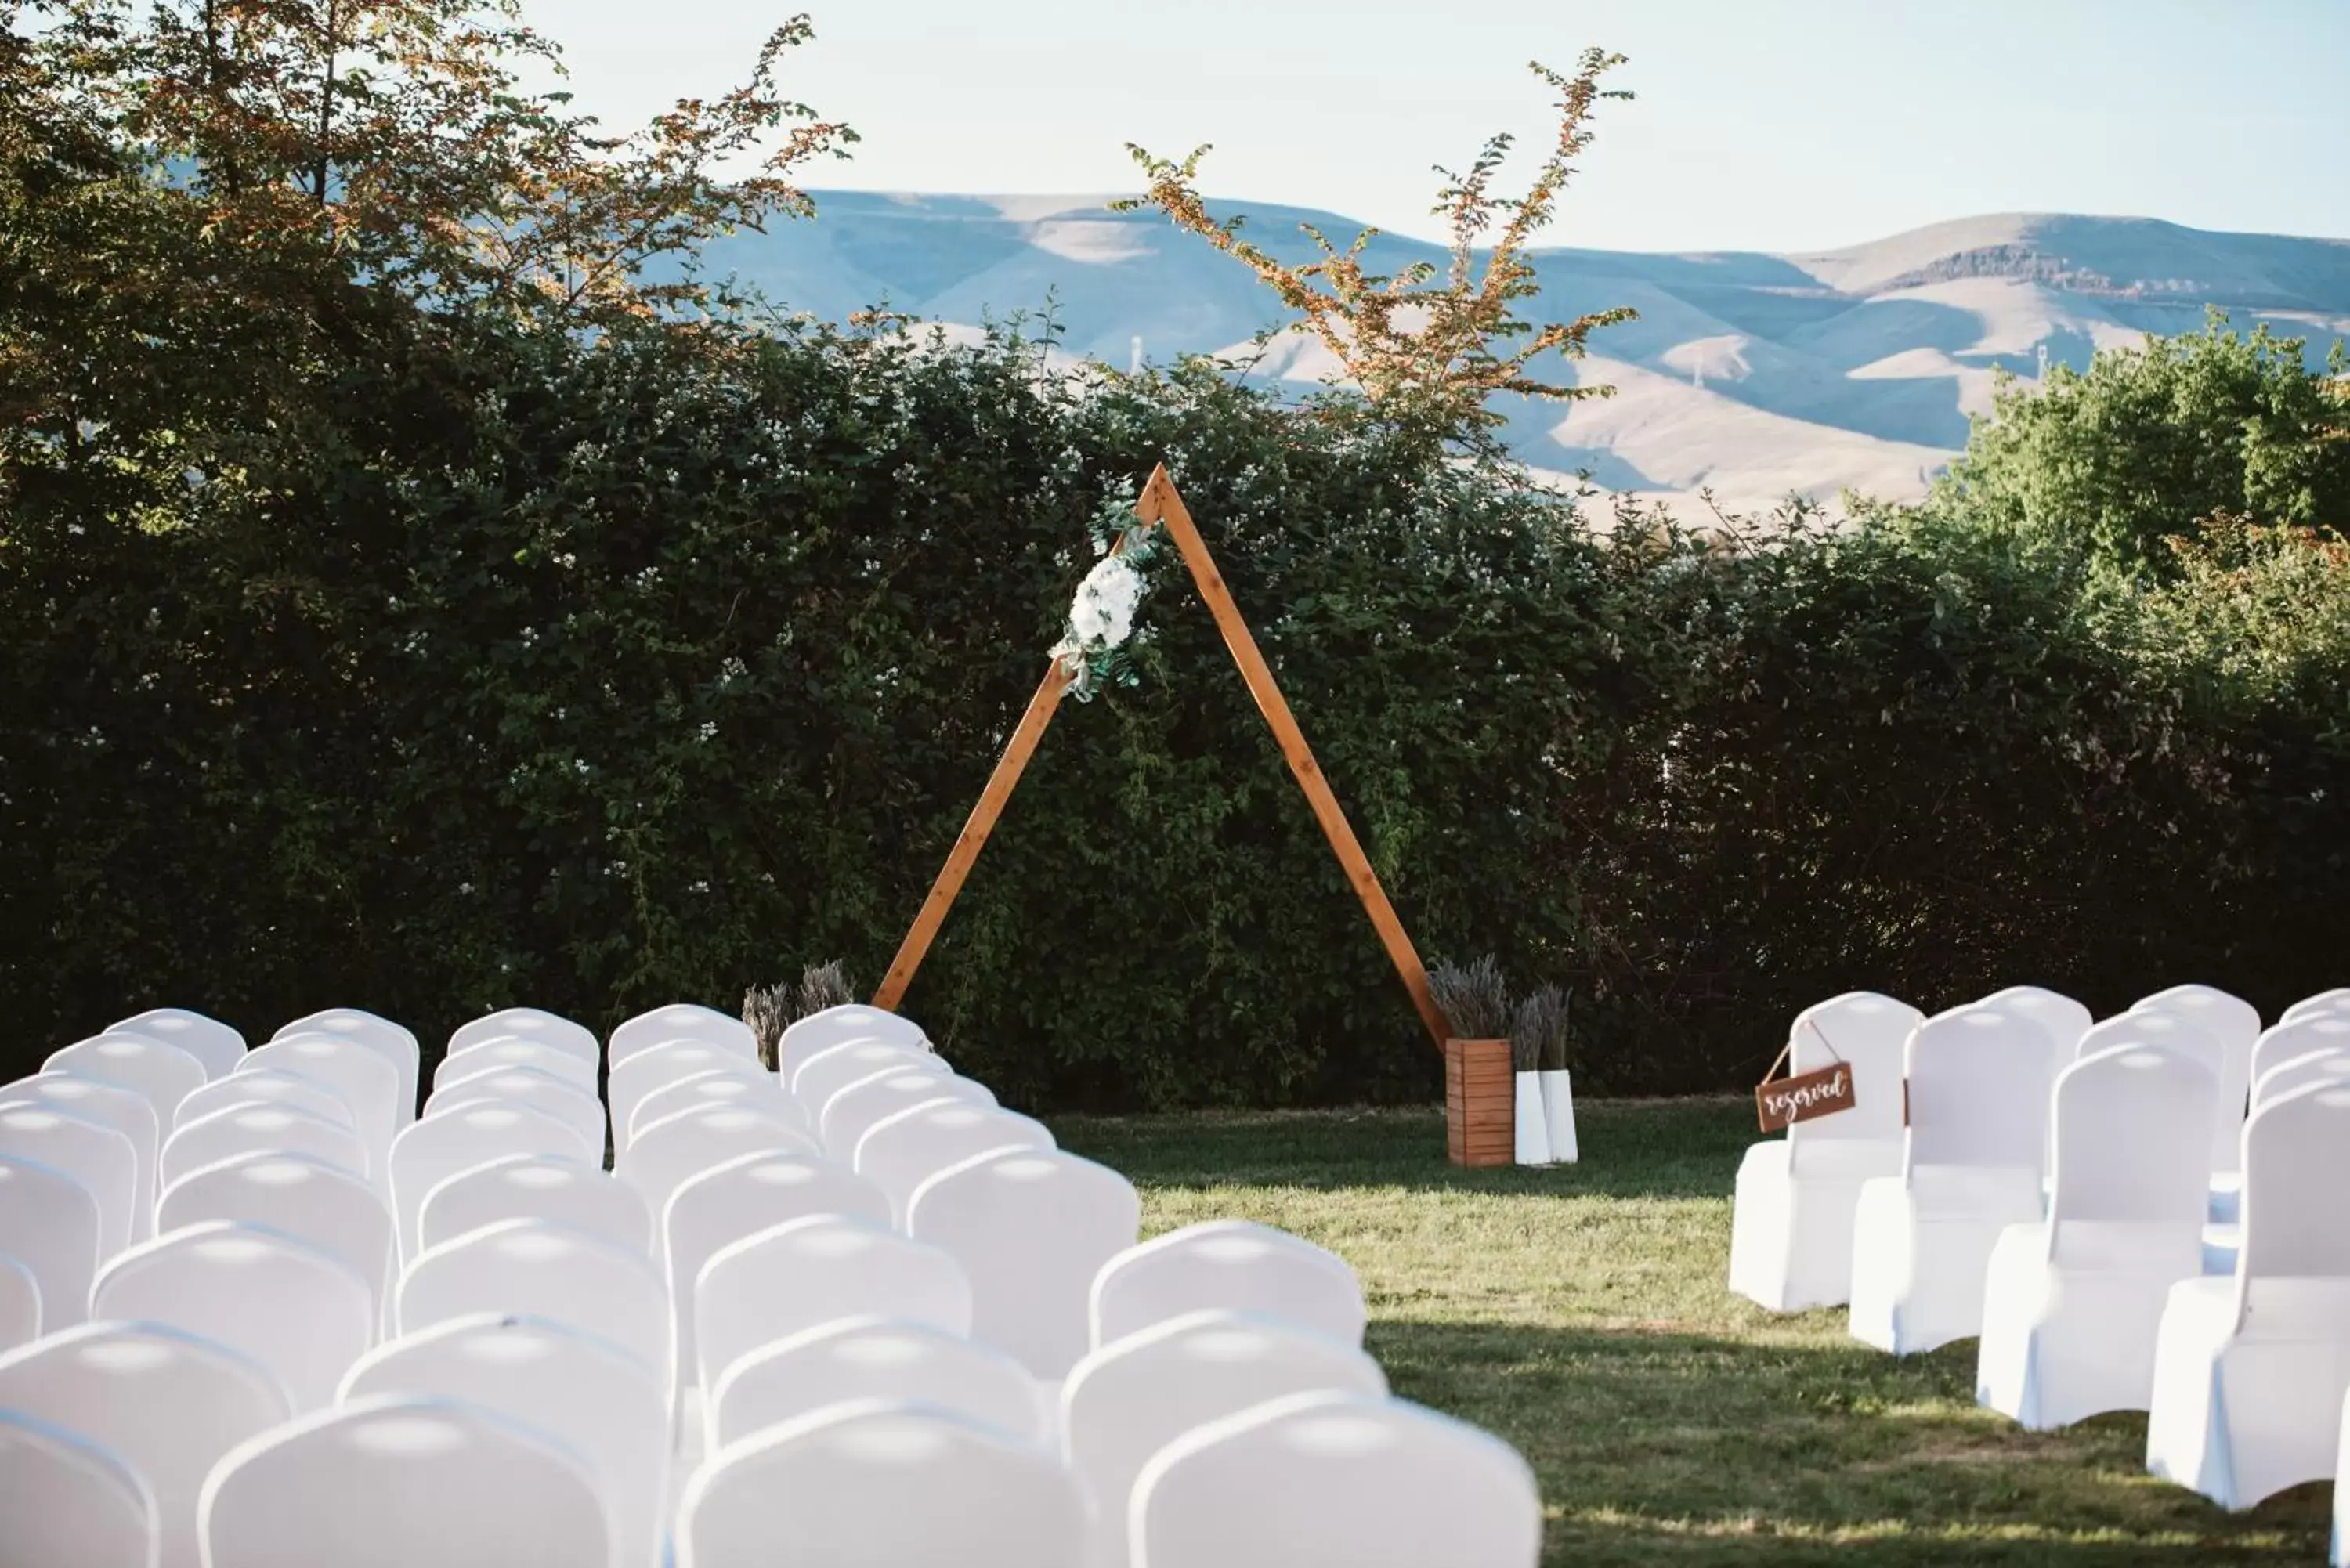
[1513,1070,1552,1165]
[1539,1069,1578,1163]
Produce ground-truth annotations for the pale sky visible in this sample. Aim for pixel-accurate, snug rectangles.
[544,0,2350,252]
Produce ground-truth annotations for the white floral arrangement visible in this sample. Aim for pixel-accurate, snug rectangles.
[1050,513,1161,701]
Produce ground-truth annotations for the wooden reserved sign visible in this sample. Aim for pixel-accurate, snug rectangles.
[1755,1060,1855,1130]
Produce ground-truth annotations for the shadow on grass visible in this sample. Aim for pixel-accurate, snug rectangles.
[1055,1098,1760,1201]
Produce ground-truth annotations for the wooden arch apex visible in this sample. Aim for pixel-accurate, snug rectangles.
[870,464,1448,1050]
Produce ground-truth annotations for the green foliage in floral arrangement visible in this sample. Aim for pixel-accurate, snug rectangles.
[1430,957,1513,1045]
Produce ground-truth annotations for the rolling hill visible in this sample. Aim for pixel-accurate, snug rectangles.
[698,197,2350,512]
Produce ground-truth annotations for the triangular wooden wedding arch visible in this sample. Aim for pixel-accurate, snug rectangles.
[872,465,1448,1049]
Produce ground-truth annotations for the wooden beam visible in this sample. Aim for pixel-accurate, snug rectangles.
[1137,465,1450,1050]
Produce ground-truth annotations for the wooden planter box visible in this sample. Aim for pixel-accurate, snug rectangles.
[1444,1036,1513,1167]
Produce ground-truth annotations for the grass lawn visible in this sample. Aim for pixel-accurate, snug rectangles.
[1054,1099,2334,1567]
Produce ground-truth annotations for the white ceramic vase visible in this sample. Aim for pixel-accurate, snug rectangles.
[1539,1069,1578,1163]
[1513,1070,1552,1165]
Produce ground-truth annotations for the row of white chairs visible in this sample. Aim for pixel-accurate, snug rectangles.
[1727,981,2350,1523]
[1,999,1542,1566]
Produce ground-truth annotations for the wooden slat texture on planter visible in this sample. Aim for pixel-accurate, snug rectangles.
[1445,1037,1513,1167]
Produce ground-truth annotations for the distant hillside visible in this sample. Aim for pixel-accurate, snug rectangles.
[699,197,2350,511]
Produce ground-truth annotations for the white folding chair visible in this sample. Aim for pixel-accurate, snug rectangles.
[1977,1044,2216,1429]
[161,1104,368,1192]
[1849,1004,2052,1355]
[92,1221,371,1411]
[1092,1221,1365,1351]
[396,1219,670,1400]
[627,1071,797,1151]
[2251,1014,2350,1098]
[428,1037,595,1098]
[273,1009,421,1130]
[778,1003,927,1082]
[418,1154,650,1257]
[2283,988,2350,1026]
[619,1104,816,1226]
[695,1215,971,1395]
[109,1008,245,1080]
[708,1315,1043,1453]
[820,1068,995,1160]
[426,1064,606,1158]
[663,1151,890,1400]
[2147,1080,2350,1508]
[609,1003,756,1069]
[1063,1311,1390,1568]
[0,1154,100,1331]
[158,1153,394,1325]
[678,1400,1083,1568]
[0,1253,38,1351]
[341,1314,666,1568]
[793,1040,942,1122]
[0,1321,290,1568]
[0,1075,157,1238]
[44,1033,206,1130]
[446,1008,600,1068]
[389,1103,591,1262]
[1981,985,2094,1057]
[175,1068,356,1139]
[908,1147,1141,1382]
[202,1393,609,1568]
[2254,1048,2350,1110]
[856,1102,1053,1227]
[608,1045,779,1156]
[0,1408,155,1568]
[1726,991,1921,1312]
[1130,1389,1539,1568]
[240,1037,400,1170]
[0,1104,137,1259]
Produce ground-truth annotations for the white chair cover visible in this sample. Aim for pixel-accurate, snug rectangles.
[446,1008,599,1068]
[175,1068,356,1137]
[907,1147,1140,1381]
[1130,1389,1540,1568]
[240,1038,400,1169]
[1976,1044,2215,1429]
[608,1045,778,1156]
[418,1154,653,1258]
[341,1313,666,1568]
[820,1069,995,1160]
[1062,1310,1389,1568]
[708,1315,1043,1453]
[2282,988,2350,1026]
[0,1252,38,1351]
[109,1008,245,1080]
[609,1003,756,1069]
[1093,1220,1365,1350]
[2134,983,2261,1057]
[1983,985,2094,1057]
[92,1221,371,1411]
[777,1004,927,1082]
[0,1104,137,1259]
[677,1400,1083,1568]
[396,1219,670,1400]
[2251,1014,2350,1099]
[161,1104,368,1191]
[2076,1011,2233,1176]
[1,1075,157,1239]
[855,1102,1054,1227]
[791,1040,942,1121]
[426,1064,606,1158]
[201,1393,609,1568]
[1726,991,1920,1313]
[2252,1047,2350,1110]
[43,1034,206,1130]
[694,1215,971,1394]
[1849,1004,2052,1355]
[389,1102,591,1261]
[663,1151,890,1399]
[618,1104,816,1226]
[0,1154,101,1330]
[428,1038,595,1097]
[272,1009,420,1131]
[158,1153,395,1324]
[0,1321,290,1568]
[0,1408,156,1568]
[2147,1079,2350,1508]
[626,1071,798,1152]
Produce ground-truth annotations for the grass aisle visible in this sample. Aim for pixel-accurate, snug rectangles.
[1056,1100,2331,1567]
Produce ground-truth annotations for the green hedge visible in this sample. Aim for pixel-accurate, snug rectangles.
[4,317,2345,1106]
